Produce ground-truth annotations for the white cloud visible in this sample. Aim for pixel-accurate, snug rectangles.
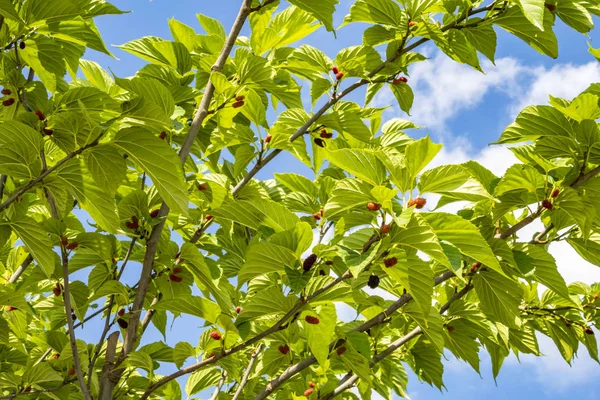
[374,51,600,134]
[518,334,600,393]
[511,61,600,115]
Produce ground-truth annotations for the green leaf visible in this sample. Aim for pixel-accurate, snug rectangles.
[55,159,120,233]
[385,259,433,317]
[324,178,374,220]
[568,233,600,266]
[496,105,574,144]
[19,37,67,93]
[326,148,387,186]
[517,0,545,29]
[115,76,175,117]
[238,243,298,284]
[422,213,502,273]
[117,37,192,74]
[389,82,414,114]
[186,368,221,397]
[0,121,43,180]
[494,6,558,58]
[513,244,570,301]
[287,0,338,32]
[556,0,594,33]
[411,338,444,390]
[462,23,497,63]
[112,127,188,215]
[8,217,55,277]
[391,216,451,269]
[303,304,336,365]
[494,164,545,197]
[418,164,495,202]
[348,0,406,27]
[211,199,299,232]
[473,270,522,329]
[37,16,112,55]
[153,295,220,324]
[22,363,62,385]
[0,0,24,23]
[239,286,297,322]
[84,144,127,194]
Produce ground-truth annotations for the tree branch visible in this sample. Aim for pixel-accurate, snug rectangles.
[209,370,227,400]
[232,344,263,400]
[0,135,104,213]
[98,331,120,400]
[104,1,254,396]
[254,271,457,399]
[59,238,92,400]
[320,284,474,399]
[8,254,33,283]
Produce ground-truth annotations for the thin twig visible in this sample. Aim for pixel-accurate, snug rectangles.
[209,370,227,400]
[86,239,137,389]
[0,379,77,399]
[232,344,263,400]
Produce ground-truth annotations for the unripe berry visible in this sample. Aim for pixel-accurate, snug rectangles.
[308,381,315,388]
[303,254,318,272]
[53,287,61,296]
[169,274,183,283]
[585,327,594,335]
[541,199,553,210]
[384,257,398,267]
[1,88,11,95]
[60,236,68,246]
[368,275,380,289]
[325,260,333,266]
[335,72,344,80]
[117,318,128,329]
[210,331,222,340]
[594,294,599,300]
[336,346,346,355]
[24,387,31,393]
[232,100,244,108]
[320,208,324,216]
[197,183,208,191]
[150,209,160,218]
[264,134,272,143]
[71,313,77,321]
[205,214,213,221]
[66,242,78,250]
[313,212,321,220]
[52,353,60,359]
[551,188,560,198]
[159,131,167,140]
[236,306,242,314]
[235,95,245,101]
[393,77,408,84]
[34,109,46,120]
[408,21,417,28]
[314,138,325,147]
[447,325,455,332]
[68,367,75,376]
[6,306,16,311]
[381,224,391,234]
[545,3,556,12]
[366,202,381,211]
[304,388,314,396]
[43,128,53,136]
[173,267,183,274]
[117,308,125,317]
[19,41,25,49]
[3,98,15,106]
[331,66,339,74]
[305,315,320,324]
[278,344,290,355]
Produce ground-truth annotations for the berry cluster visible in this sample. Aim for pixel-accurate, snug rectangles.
[408,197,426,209]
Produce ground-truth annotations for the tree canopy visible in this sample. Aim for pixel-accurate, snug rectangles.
[1,0,600,399]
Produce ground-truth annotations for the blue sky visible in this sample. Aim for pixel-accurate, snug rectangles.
[77,1,600,399]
